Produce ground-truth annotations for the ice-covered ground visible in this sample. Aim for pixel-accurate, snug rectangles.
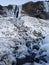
[0,16,49,65]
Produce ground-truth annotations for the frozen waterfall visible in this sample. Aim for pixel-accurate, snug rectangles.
[44,1,49,12]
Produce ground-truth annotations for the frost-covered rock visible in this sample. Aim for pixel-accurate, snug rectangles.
[0,15,49,65]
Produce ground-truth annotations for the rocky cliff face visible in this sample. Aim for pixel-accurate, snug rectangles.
[0,1,49,19]
[0,5,20,18]
[22,1,49,19]
[0,5,13,17]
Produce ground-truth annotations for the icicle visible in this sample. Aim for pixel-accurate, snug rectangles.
[18,5,22,19]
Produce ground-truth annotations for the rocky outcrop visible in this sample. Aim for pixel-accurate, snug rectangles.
[0,1,49,19]
[22,1,49,19]
[0,5,19,17]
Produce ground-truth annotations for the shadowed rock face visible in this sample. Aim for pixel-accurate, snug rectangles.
[0,5,6,16]
[0,5,19,17]
[6,5,13,10]
[22,1,49,19]
[0,1,49,19]
[0,5,12,17]
[0,5,3,10]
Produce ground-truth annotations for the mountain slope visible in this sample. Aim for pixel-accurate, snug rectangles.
[0,15,48,65]
[0,1,49,65]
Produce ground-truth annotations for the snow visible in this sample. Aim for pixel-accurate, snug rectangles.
[21,16,49,37]
[23,63,31,65]
[0,17,18,37]
[0,38,15,54]
[0,15,49,65]
[34,62,49,65]
[43,36,49,44]
[21,16,49,59]
[16,45,28,54]
[40,36,49,56]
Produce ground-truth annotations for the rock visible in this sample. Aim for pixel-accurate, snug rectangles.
[34,58,40,63]
[0,5,3,10]
[26,41,32,48]
[16,57,26,65]
[0,1,49,19]
[33,45,39,50]
[22,1,49,19]
[0,5,19,17]
[22,1,44,18]
[6,5,13,10]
